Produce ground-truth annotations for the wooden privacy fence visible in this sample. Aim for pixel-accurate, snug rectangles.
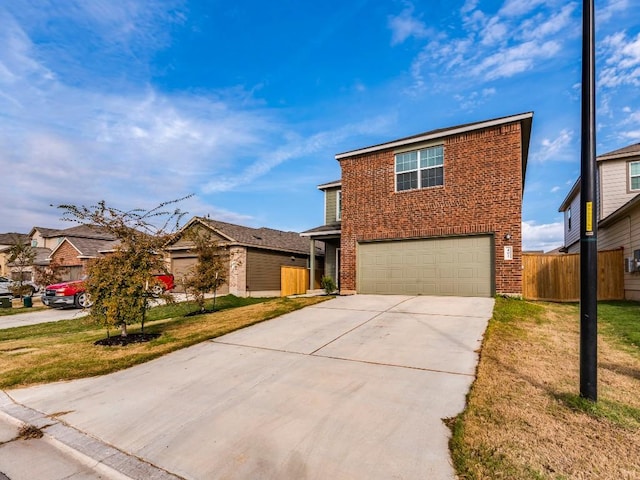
[522,249,624,301]
[281,266,309,296]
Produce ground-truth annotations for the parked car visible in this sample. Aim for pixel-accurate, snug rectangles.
[41,274,175,309]
[0,276,39,297]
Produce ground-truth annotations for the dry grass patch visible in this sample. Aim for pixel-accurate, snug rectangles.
[450,298,640,479]
[0,296,329,389]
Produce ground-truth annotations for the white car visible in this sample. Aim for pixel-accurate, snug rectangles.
[0,276,39,296]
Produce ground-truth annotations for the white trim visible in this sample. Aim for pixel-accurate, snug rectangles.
[317,181,342,190]
[323,190,327,224]
[629,160,640,191]
[300,230,341,237]
[336,112,533,160]
[336,190,342,221]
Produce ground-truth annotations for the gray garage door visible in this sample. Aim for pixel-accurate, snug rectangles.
[357,236,493,297]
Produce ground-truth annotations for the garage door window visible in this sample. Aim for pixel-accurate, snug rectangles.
[395,145,443,191]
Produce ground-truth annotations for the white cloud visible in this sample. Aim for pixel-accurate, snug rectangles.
[472,40,561,80]
[551,186,561,193]
[599,0,629,23]
[535,129,574,162]
[203,115,394,193]
[621,130,640,140]
[520,3,577,41]
[599,31,640,87]
[499,0,547,17]
[388,4,429,46]
[522,220,564,252]
[408,1,577,88]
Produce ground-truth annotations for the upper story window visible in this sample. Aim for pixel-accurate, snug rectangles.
[395,145,443,192]
[630,161,640,191]
[567,207,572,230]
[336,190,342,221]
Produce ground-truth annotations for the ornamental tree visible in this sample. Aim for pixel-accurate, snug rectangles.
[7,236,36,297]
[58,197,189,337]
[180,225,229,312]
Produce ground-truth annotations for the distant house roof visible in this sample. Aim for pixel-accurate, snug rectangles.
[0,233,29,246]
[30,224,116,241]
[597,142,640,161]
[48,237,119,260]
[33,247,53,266]
[169,217,321,255]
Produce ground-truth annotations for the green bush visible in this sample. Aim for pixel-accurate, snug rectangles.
[320,276,337,295]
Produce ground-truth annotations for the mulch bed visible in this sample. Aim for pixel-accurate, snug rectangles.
[94,333,160,346]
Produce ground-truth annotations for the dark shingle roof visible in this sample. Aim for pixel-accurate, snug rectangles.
[32,225,116,240]
[65,237,120,257]
[178,217,319,255]
[0,233,29,245]
[598,142,640,161]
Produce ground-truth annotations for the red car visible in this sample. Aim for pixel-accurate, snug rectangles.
[41,274,175,309]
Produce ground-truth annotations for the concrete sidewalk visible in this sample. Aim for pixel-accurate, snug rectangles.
[1,294,494,479]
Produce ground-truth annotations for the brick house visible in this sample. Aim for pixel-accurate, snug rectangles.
[46,232,118,281]
[303,112,533,297]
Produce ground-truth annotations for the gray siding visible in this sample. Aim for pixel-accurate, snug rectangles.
[564,193,581,250]
[170,253,230,294]
[599,203,640,300]
[599,159,638,218]
[324,187,341,224]
[246,249,307,292]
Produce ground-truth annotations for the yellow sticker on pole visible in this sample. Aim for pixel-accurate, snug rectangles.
[586,201,593,233]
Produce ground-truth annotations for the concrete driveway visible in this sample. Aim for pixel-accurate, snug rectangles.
[3,294,494,480]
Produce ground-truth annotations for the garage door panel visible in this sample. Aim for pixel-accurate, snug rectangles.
[358,236,492,297]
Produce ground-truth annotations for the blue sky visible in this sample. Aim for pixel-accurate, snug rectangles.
[1,0,639,251]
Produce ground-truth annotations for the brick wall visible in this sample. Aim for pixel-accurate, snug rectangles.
[339,122,524,295]
[52,241,83,269]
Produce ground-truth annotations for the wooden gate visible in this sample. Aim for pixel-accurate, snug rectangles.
[522,249,624,301]
[281,266,309,296]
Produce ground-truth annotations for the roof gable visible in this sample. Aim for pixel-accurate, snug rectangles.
[169,216,315,255]
[49,237,119,259]
[597,142,640,161]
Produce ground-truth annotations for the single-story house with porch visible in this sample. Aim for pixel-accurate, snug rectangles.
[165,217,323,297]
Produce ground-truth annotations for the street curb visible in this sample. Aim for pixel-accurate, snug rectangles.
[0,391,183,480]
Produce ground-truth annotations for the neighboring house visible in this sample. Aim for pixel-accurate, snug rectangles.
[559,142,640,300]
[38,226,119,281]
[303,112,533,297]
[165,217,323,297]
[0,233,30,278]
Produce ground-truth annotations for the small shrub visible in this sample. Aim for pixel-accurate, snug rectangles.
[320,276,337,295]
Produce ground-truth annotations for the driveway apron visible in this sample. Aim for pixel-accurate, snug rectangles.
[5,294,493,480]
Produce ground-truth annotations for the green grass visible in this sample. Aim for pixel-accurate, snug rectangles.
[449,297,640,479]
[598,300,640,354]
[555,392,640,429]
[0,294,329,389]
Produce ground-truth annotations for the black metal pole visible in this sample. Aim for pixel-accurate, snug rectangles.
[580,0,598,402]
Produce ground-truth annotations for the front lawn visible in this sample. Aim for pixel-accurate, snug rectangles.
[450,298,640,479]
[0,295,329,389]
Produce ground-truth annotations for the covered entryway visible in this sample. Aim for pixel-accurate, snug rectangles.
[357,235,493,297]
